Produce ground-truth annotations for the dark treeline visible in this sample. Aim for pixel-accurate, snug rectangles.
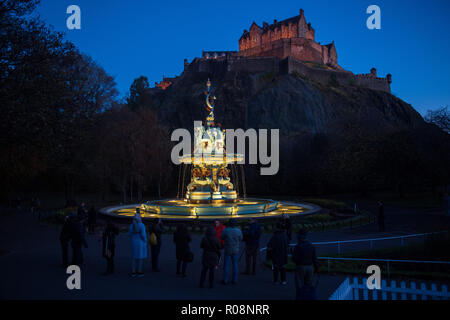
[1,1,449,207]
[0,1,173,206]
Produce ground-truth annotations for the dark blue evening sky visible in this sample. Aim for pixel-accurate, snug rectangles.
[36,0,450,115]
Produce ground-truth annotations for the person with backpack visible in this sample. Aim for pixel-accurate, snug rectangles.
[242,218,261,275]
[292,229,319,299]
[220,219,243,285]
[267,223,289,285]
[173,223,192,277]
[149,218,165,272]
[129,210,147,277]
[199,226,222,288]
[102,219,119,275]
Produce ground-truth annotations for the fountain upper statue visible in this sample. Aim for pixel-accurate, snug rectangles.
[181,79,240,203]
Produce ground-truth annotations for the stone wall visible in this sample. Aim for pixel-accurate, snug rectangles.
[186,56,391,93]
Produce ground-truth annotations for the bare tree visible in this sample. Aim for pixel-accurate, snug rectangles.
[424,106,449,134]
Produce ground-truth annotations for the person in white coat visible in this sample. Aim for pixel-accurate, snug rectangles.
[129,209,147,277]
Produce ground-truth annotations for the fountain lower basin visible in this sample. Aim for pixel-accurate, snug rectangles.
[100,198,320,220]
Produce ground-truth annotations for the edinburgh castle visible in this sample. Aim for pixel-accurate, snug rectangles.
[154,9,392,93]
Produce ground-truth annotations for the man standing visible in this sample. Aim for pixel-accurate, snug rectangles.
[378,201,385,232]
[102,220,119,275]
[87,205,97,234]
[279,214,292,242]
[59,213,74,268]
[149,218,165,272]
[267,223,289,285]
[243,218,261,275]
[220,219,243,285]
[71,214,88,266]
[292,229,319,299]
[77,202,88,230]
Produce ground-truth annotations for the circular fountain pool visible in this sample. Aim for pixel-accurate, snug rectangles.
[100,198,320,221]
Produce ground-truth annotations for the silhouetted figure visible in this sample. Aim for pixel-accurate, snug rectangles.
[149,218,165,272]
[71,215,88,266]
[292,229,319,299]
[35,197,41,220]
[378,201,385,232]
[279,214,292,242]
[173,223,192,277]
[102,220,119,275]
[213,220,225,246]
[213,220,225,266]
[200,227,222,288]
[243,218,261,275]
[59,213,74,268]
[220,219,243,284]
[267,223,289,284]
[129,210,147,277]
[77,202,88,229]
[87,205,97,233]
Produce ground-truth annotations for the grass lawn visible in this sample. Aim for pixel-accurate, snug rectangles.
[265,233,450,280]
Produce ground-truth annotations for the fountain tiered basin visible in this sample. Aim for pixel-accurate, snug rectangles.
[99,80,321,221]
[100,198,320,221]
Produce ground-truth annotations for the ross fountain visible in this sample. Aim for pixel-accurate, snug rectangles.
[101,80,320,220]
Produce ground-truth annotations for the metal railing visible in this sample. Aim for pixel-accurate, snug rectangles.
[260,230,448,255]
[318,256,450,278]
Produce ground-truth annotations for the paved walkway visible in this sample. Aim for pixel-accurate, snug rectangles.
[0,201,448,300]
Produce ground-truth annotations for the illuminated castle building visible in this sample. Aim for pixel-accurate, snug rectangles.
[156,9,392,93]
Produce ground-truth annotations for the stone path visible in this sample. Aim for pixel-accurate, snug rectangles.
[0,200,448,300]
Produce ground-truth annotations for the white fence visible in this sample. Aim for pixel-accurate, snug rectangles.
[329,277,450,300]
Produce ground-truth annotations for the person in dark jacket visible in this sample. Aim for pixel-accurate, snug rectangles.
[59,213,74,268]
[71,215,88,266]
[243,218,262,275]
[378,201,385,232]
[292,229,319,292]
[199,227,222,288]
[149,218,165,272]
[267,223,289,284]
[173,223,192,277]
[279,214,292,242]
[102,220,119,275]
[87,205,97,234]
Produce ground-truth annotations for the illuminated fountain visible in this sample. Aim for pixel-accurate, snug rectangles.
[101,80,319,220]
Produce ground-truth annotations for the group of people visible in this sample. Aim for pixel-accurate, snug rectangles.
[59,203,99,267]
[60,206,319,296]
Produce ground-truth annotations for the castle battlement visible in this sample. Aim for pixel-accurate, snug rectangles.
[162,10,392,93]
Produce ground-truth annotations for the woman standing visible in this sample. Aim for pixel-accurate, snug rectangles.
[128,209,147,277]
[173,223,192,277]
[199,227,222,288]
